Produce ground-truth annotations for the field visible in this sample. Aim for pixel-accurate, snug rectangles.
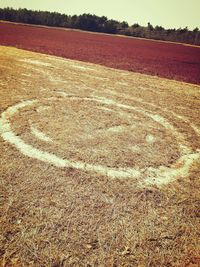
[0,21,200,85]
[0,22,200,267]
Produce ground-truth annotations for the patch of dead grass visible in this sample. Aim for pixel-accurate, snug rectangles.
[0,46,200,266]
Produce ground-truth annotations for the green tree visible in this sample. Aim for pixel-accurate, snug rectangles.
[147,22,154,30]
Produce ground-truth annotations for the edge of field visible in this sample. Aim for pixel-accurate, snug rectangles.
[1,20,200,49]
[1,44,200,89]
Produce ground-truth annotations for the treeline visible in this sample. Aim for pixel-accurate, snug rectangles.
[0,7,200,45]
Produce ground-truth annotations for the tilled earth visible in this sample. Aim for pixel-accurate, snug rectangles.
[0,21,200,84]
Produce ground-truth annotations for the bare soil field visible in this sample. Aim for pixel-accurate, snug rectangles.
[0,46,200,266]
[0,21,200,85]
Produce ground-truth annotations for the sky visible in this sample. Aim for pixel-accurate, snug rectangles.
[1,0,200,30]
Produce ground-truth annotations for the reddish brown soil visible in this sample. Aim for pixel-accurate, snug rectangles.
[0,21,200,84]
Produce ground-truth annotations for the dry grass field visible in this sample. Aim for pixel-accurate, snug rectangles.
[0,46,200,266]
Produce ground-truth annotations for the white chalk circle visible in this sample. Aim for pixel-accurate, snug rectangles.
[0,95,199,186]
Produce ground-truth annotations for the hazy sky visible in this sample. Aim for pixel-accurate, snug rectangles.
[1,0,199,29]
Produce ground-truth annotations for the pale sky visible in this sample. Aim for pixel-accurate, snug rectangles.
[1,0,199,30]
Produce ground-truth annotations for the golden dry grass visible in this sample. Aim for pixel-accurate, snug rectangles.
[0,46,200,266]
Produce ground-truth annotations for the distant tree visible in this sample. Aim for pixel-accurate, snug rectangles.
[193,27,199,32]
[105,19,120,34]
[120,21,129,29]
[97,16,108,32]
[147,22,154,30]
[0,7,199,45]
[182,26,188,32]
[155,25,164,31]
[70,15,78,28]
[178,27,188,33]
[131,23,140,28]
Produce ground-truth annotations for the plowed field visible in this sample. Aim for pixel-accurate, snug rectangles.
[0,21,200,84]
